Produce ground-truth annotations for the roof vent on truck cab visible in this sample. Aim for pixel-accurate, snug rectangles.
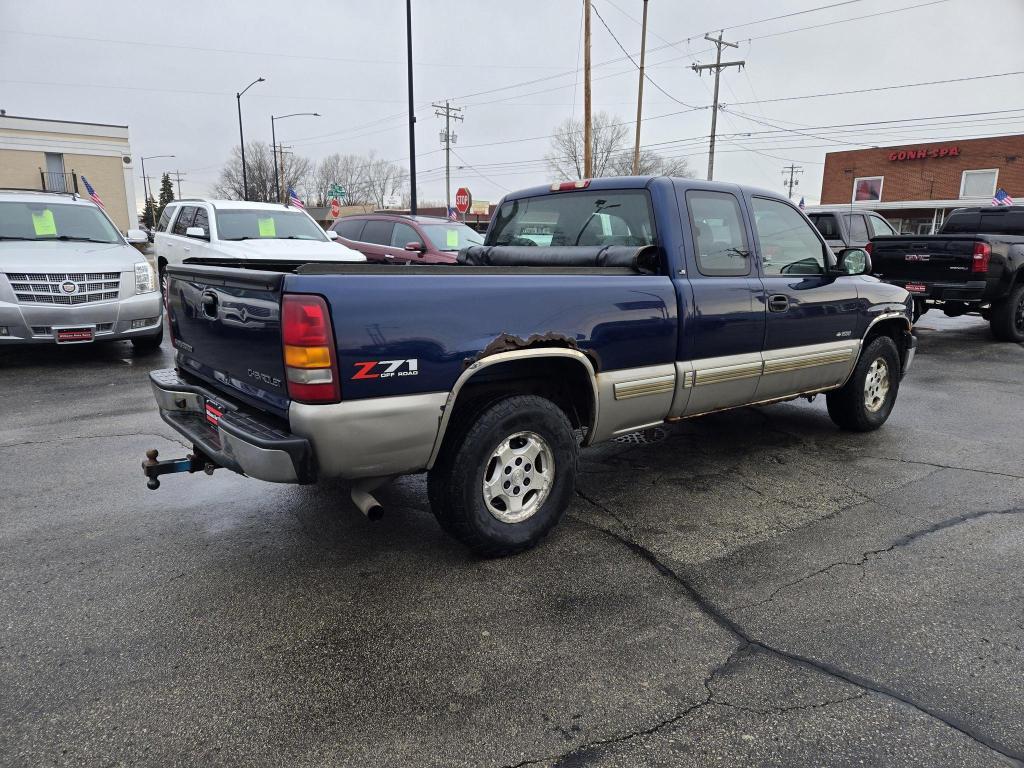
[282,294,341,403]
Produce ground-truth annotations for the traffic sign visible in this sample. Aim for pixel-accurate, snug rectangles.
[329,198,341,218]
[329,184,347,200]
[455,187,472,214]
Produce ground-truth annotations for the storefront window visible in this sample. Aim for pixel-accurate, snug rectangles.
[960,169,998,198]
[852,176,883,202]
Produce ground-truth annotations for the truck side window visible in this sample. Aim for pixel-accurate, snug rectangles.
[808,214,839,239]
[867,215,896,237]
[191,207,210,239]
[844,214,869,242]
[751,197,826,276]
[685,190,750,277]
[156,206,173,232]
[172,206,196,236]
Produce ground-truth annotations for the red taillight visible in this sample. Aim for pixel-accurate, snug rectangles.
[864,241,873,255]
[972,242,991,273]
[282,294,340,403]
[550,179,591,192]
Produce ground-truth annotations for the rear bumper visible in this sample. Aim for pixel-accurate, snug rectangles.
[892,280,987,303]
[149,368,316,483]
[0,292,163,344]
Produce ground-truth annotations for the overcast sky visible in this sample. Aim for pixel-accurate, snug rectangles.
[2,0,1021,210]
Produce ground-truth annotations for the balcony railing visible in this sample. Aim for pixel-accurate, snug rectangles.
[39,170,78,194]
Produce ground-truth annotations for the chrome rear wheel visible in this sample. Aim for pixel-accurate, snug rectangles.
[482,431,555,524]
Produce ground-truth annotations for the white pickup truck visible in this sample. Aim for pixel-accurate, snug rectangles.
[154,199,363,290]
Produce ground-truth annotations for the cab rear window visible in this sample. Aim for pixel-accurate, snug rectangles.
[488,189,655,248]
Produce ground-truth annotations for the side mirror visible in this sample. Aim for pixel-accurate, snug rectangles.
[326,230,339,240]
[404,241,426,252]
[126,229,149,244]
[185,226,206,239]
[837,247,872,275]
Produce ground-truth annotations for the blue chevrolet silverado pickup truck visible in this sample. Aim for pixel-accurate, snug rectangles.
[142,176,916,556]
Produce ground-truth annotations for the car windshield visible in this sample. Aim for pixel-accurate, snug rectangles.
[488,189,656,247]
[0,201,122,243]
[215,209,327,241]
[419,223,484,251]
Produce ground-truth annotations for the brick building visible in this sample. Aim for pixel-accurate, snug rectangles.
[819,133,1023,234]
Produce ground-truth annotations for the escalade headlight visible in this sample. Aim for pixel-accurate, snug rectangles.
[134,261,157,294]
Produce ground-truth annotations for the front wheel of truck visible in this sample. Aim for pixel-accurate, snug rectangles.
[826,335,900,432]
[428,394,579,557]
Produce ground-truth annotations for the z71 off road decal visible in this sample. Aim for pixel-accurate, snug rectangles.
[352,359,420,380]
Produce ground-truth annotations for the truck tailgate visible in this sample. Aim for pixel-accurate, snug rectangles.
[871,235,979,284]
[165,265,289,417]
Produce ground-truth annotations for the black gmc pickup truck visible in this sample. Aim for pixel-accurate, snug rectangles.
[870,206,1024,341]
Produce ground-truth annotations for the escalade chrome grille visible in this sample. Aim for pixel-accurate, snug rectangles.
[6,272,121,305]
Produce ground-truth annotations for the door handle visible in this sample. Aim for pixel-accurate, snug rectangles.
[768,294,789,312]
[183,246,191,252]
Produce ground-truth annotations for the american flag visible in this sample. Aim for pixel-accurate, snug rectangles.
[798,196,805,210]
[447,206,458,221]
[288,186,304,208]
[81,175,104,208]
[992,188,1015,206]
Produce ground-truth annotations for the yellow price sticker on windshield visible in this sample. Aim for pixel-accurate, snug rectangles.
[446,229,459,248]
[257,217,276,237]
[32,209,57,236]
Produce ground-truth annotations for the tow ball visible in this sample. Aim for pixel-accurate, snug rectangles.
[141,448,218,490]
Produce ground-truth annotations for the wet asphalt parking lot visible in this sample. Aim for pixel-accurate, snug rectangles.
[1,313,1023,768]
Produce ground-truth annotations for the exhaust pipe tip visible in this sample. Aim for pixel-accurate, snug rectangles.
[351,482,387,520]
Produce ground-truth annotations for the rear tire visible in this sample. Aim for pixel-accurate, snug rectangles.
[989,283,1024,342]
[826,335,900,432]
[428,394,578,557]
[131,324,164,354]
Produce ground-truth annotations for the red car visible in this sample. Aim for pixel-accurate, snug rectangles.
[329,214,484,264]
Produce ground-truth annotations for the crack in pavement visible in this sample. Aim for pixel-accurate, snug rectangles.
[0,431,187,451]
[864,454,1024,481]
[563,492,1024,767]
[736,506,1024,611]
[501,646,749,768]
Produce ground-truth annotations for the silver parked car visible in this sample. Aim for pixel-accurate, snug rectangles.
[0,190,164,352]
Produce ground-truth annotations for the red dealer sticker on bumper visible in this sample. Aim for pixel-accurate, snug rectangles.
[905,283,927,293]
[205,401,223,427]
[55,328,94,343]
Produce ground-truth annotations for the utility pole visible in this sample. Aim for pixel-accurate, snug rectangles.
[692,32,744,181]
[171,170,186,199]
[583,0,593,178]
[782,164,803,199]
[278,145,292,204]
[405,0,418,214]
[433,100,464,213]
[632,0,649,175]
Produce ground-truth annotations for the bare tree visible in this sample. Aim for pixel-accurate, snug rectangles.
[311,153,369,207]
[546,112,693,180]
[214,142,313,203]
[362,152,407,208]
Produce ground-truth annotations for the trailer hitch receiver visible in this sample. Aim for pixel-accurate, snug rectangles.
[142,448,218,490]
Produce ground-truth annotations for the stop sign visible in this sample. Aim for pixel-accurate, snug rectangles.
[455,187,472,214]
[329,198,341,218]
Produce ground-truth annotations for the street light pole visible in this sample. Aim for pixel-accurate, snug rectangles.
[271,112,320,204]
[140,154,175,229]
[405,0,417,214]
[236,77,265,201]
